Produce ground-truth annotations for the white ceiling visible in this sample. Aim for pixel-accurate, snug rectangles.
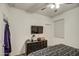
[8,3,79,17]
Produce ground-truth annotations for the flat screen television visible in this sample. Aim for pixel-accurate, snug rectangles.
[31,26,43,34]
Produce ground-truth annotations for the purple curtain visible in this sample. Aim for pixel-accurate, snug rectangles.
[4,22,11,56]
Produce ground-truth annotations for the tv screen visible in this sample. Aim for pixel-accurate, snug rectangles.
[31,26,43,34]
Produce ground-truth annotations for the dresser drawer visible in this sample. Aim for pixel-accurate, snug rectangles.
[26,40,47,55]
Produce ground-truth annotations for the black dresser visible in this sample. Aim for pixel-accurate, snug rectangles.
[25,40,47,55]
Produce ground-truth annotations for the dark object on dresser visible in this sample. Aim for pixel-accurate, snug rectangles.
[37,37,41,41]
[25,40,47,55]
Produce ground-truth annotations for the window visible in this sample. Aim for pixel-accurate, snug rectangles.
[54,19,64,38]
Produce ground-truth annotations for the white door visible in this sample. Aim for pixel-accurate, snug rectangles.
[44,24,53,46]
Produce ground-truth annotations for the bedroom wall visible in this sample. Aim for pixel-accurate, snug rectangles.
[52,7,79,49]
[0,4,10,56]
[0,4,4,56]
[8,7,53,55]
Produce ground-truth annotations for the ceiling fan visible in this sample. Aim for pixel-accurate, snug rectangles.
[41,3,73,12]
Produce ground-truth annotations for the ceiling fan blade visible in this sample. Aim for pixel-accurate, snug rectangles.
[41,8,46,10]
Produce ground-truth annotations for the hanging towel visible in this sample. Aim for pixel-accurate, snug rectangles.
[4,22,11,56]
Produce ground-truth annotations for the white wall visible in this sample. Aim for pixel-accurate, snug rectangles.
[8,7,53,55]
[52,7,79,48]
[0,5,4,56]
[0,4,10,56]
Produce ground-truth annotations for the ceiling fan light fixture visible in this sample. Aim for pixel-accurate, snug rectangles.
[50,5,55,9]
[47,4,55,9]
[55,3,60,9]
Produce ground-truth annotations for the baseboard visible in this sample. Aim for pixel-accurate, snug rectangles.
[15,53,26,56]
